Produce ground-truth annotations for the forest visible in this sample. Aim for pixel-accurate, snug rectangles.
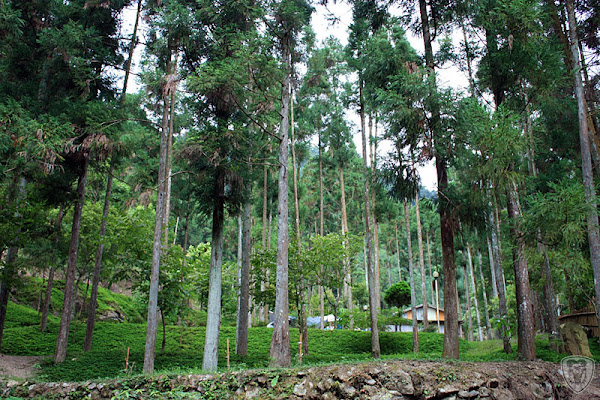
[1,0,600,384]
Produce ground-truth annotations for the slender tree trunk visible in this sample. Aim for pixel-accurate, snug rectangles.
[370,116,381,311]
[340,166,353,327]
[360,79,380,358]
[489,193,511,352]
[143,51,172,374]
[567,0,600,331]
[467,245,483,341]
[121,0,142,102]
[404,202,419,353]
[426,232,434,302]
[260,165,268,324]
[463,264,473,341]
[202,170,226,372]
[415,194,428,328]
[83,161,115,351]
[418,0,458,358]
[41,205,65,332]
[291,94,308,356]
[318,134,325,330]
[236,196,252,356]
[55,156,89,363]
[161,309,167,352]
[270,35,291,368]
[506,183,536,360]
[396,225,402,281]
[487,235,499,300]
[477,249,493,338]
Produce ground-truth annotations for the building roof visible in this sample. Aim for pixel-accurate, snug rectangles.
[402,304,444,313]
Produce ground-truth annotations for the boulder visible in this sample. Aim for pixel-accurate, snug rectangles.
[560,322,593,357]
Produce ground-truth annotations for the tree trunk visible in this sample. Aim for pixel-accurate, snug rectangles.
[463,264,473,341]
[360,79,380,358]
[121,0,142,104]
[340,166,352,327]
[202,170,226,371]
[506,182,536,360]
[290,94,309,356]
[477,249,493,338]
[236,197,252,356]
[488,193,511,352]
[404,201,419,353]
[418,0,458,358]
[260,164,268,324]
[415,194,428,328]
[396,225,402,281]
[55,156,89,363]
[161,308,166,352]
[270,34,291,368]
[143,51,172,374]
[83,160,114,351]
[41,205,65,332]
[318,134,325,330]
[566,0,600,332]
[467,245,483,341]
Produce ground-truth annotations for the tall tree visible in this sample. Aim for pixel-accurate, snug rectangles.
[566,0,600,330]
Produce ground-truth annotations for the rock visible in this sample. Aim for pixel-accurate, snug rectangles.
[458,390,479,398]
[256,375,267,385]
[371,391,394,400]
[339,382,357,398]
[491,388,515,400]
[436,385,459,397]
[318,378,335,392]
[396,370,414,395]
[366,379,377,386]
[322,392,337,400]
[478,387,490,397]
[297,371,307,378]
[98,309,124,322]
[88,383,97,390]
[561,322,593,357]
[245,386,260,399]
[294,381,307,397]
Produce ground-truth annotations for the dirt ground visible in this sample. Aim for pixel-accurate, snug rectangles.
[0,354,44,379]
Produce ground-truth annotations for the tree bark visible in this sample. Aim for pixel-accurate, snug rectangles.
[566,0,600,333]
[270,34,291,368]
[202,170,226,372]
[236,195,252,356]
[340,166,353,328]
[360,79,380,358]
[318,133,325,330]
[55,156,89,363]
[467,245,483,341]
[418,0,458,358]
[143,51,172,374]
[415,194,428,328]
[41,205,65,332]
[290,93,308,356]
[463,264,473,341]
[404,202,419,353]
[506,183,536,360]
[83,161,114,351]
[477,249,493,338]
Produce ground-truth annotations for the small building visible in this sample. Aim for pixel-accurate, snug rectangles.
[401,304,445,333]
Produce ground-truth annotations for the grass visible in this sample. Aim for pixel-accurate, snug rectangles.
[2,286,596,382]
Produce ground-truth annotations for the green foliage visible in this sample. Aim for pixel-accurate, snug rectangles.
[384,281,411,308]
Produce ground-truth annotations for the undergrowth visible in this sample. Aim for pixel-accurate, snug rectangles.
[2,287,593,382]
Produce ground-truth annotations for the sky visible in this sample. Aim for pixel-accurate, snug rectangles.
[120,2,471,191]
